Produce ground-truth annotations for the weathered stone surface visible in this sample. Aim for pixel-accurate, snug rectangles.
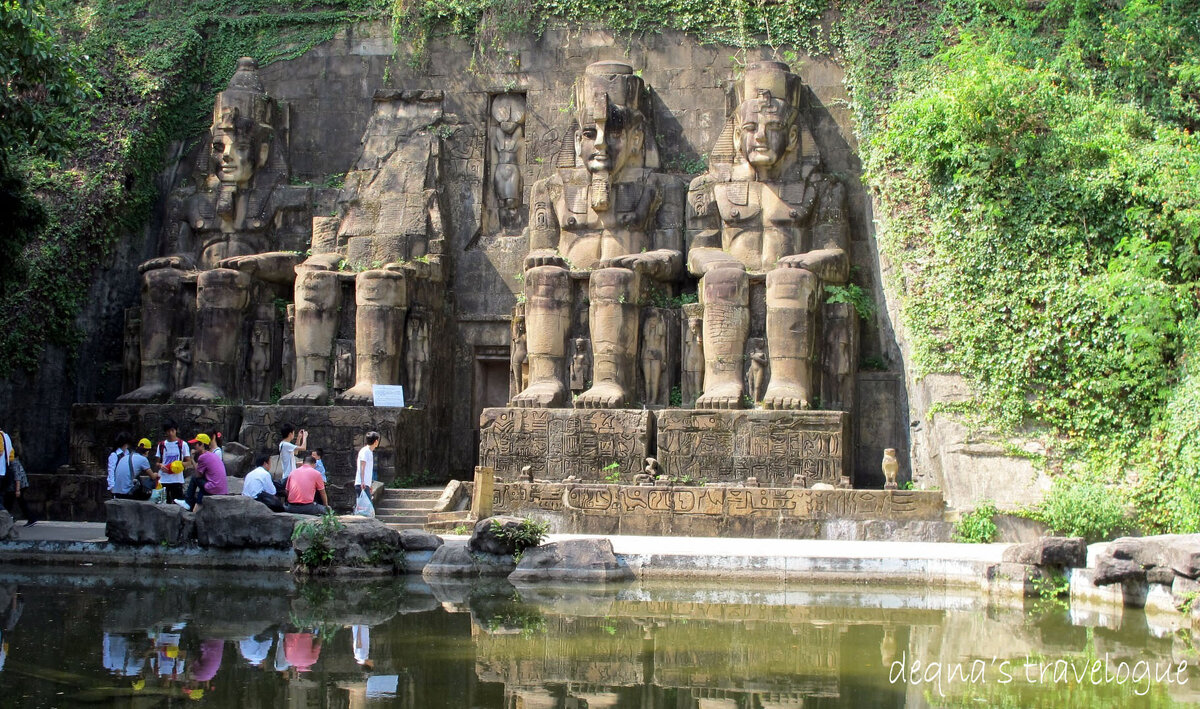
[1166,536,1200,579]
[1093,556,1147,587]
[656,410,848,487]
[105,499,194,546]
[399,528,444,551]
[469,515,528,556]
[422,544,517,578]
[24,472,107,522]
[292,516,404,571]
[0,511,15,541]
[479,408,650,483]
[1109,536,1166,568]
[195,495,299,548]
[1001,537,1086,568]
[1147,566,1176,586]
[509,538,633,584]
[70,404,243,474]
[432,479,468,513]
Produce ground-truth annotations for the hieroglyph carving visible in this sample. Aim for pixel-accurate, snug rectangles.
[478,407,650,482]
[656,409,848,486]
[513,61,684,409]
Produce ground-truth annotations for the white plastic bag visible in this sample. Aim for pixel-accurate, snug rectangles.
[354,489,375,517]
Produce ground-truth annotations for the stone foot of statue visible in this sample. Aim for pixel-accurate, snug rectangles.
[116,382,172,404]
[511,378,567,408]
[173,383,228,404]
[279,384,330,406]
[695,381,744,410]
[761,381,811,410]
[336,383,375,406]
[575,380,630,409]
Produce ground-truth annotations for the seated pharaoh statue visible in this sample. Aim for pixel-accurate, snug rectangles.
[513,61,684,409]
[686,61,850,410]
[119,57,311,404]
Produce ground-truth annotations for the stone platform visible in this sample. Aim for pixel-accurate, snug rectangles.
[492,481,947,540]
[478,407,850,486]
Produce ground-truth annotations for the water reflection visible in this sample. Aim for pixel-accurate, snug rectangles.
[0,568,1194,707]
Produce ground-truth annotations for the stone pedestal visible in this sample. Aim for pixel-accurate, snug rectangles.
[70,404,244,474]
[656,410,848,487]
[478,408,651,483]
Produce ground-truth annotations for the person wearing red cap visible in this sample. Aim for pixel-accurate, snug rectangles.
[177,434,227,511]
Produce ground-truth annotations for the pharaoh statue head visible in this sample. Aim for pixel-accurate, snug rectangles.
[207,57,278,187]
[559,61,660,179]
[712,61,805,179]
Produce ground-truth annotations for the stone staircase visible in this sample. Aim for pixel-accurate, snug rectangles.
[376,486,442,530]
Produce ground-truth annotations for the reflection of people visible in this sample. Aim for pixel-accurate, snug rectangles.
[103,632,148,677]
[190,637,223,684]
[351,624,372,669]
[0,589,22,672]
[151,626,186,680]
[284,632,321,673]
[239,632,274,667]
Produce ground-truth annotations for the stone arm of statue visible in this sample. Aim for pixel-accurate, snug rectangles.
[218,252,304,284]
[138,254,195,274]
[523,177,569,271]
[600,249,683,281]
[777,177,850,284]
[685,174,741,277]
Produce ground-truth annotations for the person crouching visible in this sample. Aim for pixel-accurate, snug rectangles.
[177,433,227,512]
[284,455,327,516]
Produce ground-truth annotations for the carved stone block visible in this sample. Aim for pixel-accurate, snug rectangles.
[70,404,244,474]
[656,409,848,487]
[478,407,651,483]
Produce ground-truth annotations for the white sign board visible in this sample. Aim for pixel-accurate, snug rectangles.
[372,385,405,408]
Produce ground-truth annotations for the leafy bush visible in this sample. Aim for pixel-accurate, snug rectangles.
[952,501,998,544]
[292,511,345,569]
[490,517,549,556]
[1018,479,1131,543]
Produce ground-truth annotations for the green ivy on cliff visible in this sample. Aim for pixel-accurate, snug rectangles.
[848,0,1200,532]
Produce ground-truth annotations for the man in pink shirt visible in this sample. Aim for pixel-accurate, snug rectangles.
[285,455,327,515]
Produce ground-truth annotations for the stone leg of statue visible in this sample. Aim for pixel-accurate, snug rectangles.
[511,265,571,408]
[281,266,342,405]
[695,266,749,410]
[577,267,641,409]
[762,265,818,410]
[118,268,184,403]
[175,269,251,403]
[338,269,408,405]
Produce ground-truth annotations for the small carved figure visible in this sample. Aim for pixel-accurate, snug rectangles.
[882,448,899,490]
[249,320,271,402]
[334,339,354,391]
[790,473,805,488]
[122,310,141,394]
[281,304,296,392]
[681,313,704,405]
[406,312,430,405]
[510,312,528,399]
[173,338,193,392]
[744,477,760,488]
[490,94,526,230]
[643,457,662,477]
[747,339,767,405]
[633,473,654,486]
[521,465,533,483]
[640,313,667,405]
[569,337,591,394]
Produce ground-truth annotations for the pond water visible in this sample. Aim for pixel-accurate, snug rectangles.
[0,567,1194,708]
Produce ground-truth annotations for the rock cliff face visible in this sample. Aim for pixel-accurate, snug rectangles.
[17,22,1048,509]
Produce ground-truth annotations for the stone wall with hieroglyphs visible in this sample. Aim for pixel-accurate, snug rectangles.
[478,408,650,482]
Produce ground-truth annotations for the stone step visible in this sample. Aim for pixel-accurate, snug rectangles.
[380,488,442,501]
[383,523,428,531]
[376,499,437,511]
[377,513,430,525]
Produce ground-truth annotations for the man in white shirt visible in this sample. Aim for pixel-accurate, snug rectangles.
[242,454,284,511]
[278,425,307,481]
[155,422,191,504]
[356,431,380,497]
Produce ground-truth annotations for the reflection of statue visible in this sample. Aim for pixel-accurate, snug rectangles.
[681,311,704,406]
[490,94,525,230]
[406,312,430,405]
[510,312,528,398]
[119,57,309,404]
[122,310,141,394]
[173,338,193,392]
[747,338,767,405]
[281,303,296,393]
[640,312,667,405]
[569,337,590,393]
[249,320,271,402]
[687,61,849,410]
[282,91,444,405]
[514,61,683,409]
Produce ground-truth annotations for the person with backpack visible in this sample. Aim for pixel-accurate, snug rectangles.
[108,433,153,502]
[5,456,37,526]
[155,422,191,504]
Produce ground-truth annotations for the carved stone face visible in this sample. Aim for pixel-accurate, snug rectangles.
[212,130,255,185]
[575,108,642,177]
[736,97,795,171]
